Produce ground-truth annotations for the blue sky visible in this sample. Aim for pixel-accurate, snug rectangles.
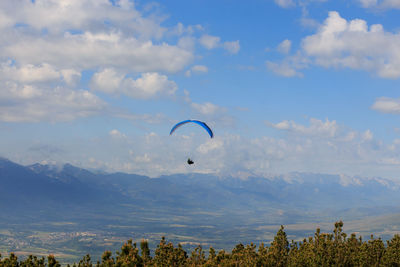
[2,0,400,179]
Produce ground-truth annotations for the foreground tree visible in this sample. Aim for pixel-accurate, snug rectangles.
[2,221,400,267]
[266,225,289,267]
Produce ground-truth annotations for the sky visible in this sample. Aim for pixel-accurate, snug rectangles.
[1,0,400,179]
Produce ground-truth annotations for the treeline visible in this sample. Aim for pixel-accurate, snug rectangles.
[2,221,400,266]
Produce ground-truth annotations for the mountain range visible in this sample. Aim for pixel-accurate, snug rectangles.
[2,157,400,261]
[1,157,400,223]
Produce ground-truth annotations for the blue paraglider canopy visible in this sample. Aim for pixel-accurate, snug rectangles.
[170,120,213,138]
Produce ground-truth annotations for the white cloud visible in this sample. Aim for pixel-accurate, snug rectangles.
[172,22,204,36]
[199,35,240,54]
[199,34,221,49]
[362,129,374,141]
[0,0,165,38]
[177,36,196,50]
[191,65,208,73]
[223,40,240,54]
[109,129,126,139]
[274,0,296,8]
[0,62,59,83]
[358,0,400,9]
[60,69,81,86]
[116,112,169,124]
[185,65,208,77]
[0,81,106,122]
[0,0,242,126]
[0,61,103,122]
[359,0,379,7]
[339,174,363,186]
[277,39,292,54]
[124,72,177,99]
[191,102,226,116]
[197,139,223,154]
[0,61,81,85]
[91,69,177,99]
[267,11,400,78]
[266,60,303,77]
[181,90,235,127]
[267,118,339,138]
[185,70,192,77]
[90,68,124,94]
[371,97,400,113]
[302,11,400,78]
[4,32,193,74]
[274,0,328,8]
[0,1,195,74]
[185,65,209,77]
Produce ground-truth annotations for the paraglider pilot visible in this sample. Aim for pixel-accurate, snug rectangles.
[170,120,213,165]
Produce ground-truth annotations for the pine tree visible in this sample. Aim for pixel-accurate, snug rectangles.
[115,239,143,266]
[140,239,151,266]
[48,255,61,267]
[154,237,187,266]
[99,251,114,267]
[2,253,19,267]
[257,242,268,266]
[188,245,206,266]
[383,234,400,266]
[266,225,289,267]
[77,254,91,267]
[204,247,217,266]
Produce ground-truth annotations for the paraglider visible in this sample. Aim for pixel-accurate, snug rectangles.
[169,120,213,138]
[170,120,213,165]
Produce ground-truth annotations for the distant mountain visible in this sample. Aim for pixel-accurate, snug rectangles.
[1,158,400,224]
[3,158,400,262]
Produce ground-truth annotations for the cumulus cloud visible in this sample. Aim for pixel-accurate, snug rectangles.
[277,39,292,54]
[109,129,126,139]
[191,65,208,73]
[266,60,303,77]
[0,0,203,124]
[90,69,177,99]
[185,65,208,77]
[362,129,374,141]
[0,0,243,126]
[371,97,400,114]
[303,11,400,78]
[223,40,240,54]
[267,118,339,138]
[274,0,296,8]
[191,102,226,116]
[0,60,104,122]
[0,0,165,38]
[115,113,169,125]
[359,0,379,7]
[339,174,363,186]
[0,62,59,83]
[199,34,240,54]
[274,0,327,8]
[4,32,193,74]
[358,0,400,9]
[0,81,106,122]
[267,11,400,78]
[0,1,196,76]
[181,90,234,127]
[0,61,81,86]
[199,34,221,49]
